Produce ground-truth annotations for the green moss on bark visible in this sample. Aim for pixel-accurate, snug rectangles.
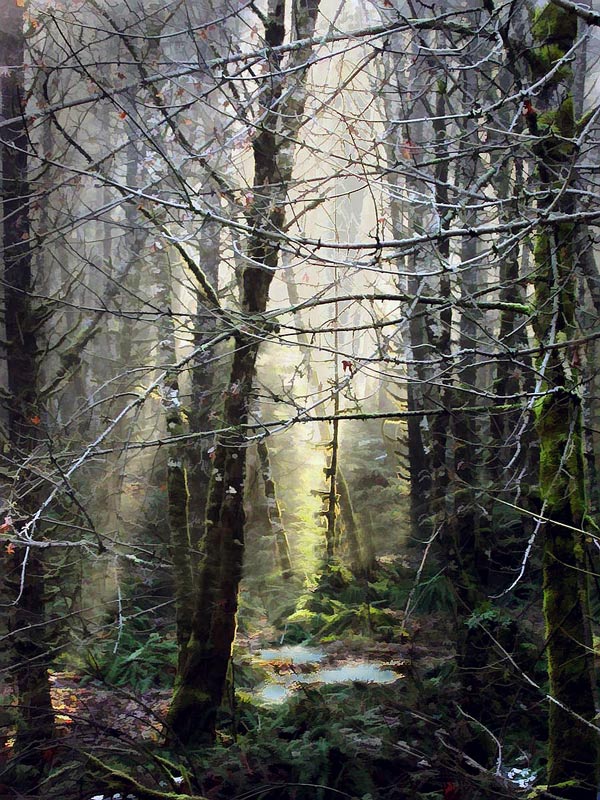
[528,5,598,797]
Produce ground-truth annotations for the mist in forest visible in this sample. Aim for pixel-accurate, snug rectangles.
[2,1,600,799]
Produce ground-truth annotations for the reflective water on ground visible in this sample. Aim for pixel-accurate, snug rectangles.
[258,644,325,664]
[255,644,399,703]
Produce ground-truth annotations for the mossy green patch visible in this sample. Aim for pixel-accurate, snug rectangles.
[532,4,577,48]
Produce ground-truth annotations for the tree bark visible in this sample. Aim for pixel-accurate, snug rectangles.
[167,0,321,745]
[381,45,433,533]
[337,470,366,576]
[187,218,221,556]
[1,0,55,761]
[526,4,598,796]
[428,78,452,527]
[257,440,293,580]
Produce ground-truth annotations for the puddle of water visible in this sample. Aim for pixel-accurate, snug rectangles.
[308,663,397,684]
[260,683,292,703]
[255,645,399,704]
[258,644,325,664]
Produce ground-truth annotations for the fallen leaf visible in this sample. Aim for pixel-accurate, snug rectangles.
[1,516,13,529]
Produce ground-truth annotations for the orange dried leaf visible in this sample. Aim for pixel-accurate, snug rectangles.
[5,543,15,555]
[29,415,41,425]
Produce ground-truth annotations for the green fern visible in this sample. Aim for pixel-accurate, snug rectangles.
[412,574,457,614]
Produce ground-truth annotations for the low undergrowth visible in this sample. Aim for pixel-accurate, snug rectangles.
[1,557,548,800]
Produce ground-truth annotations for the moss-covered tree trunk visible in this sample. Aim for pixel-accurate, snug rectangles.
[281,269,372,575]
[1,0,55,761]
[153,242,195,671]
[337,470,366,577]
[526,4,598,796]
[324,415,339,563]
[167,334,257,745]
[257,440,293,580]
[167,0,321,746]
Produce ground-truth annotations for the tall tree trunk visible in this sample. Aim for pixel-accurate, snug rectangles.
[324,401,340,562]
[489,156,534,484]
[380,43,433,533]
[167,0,321,745]
[450,70,494,753]
[153,242,195,671]
[428,78,452,527]
[1,0,55,762]
[526,4,598,796]
[257,440,293,580]
[337,470,365,576]
[187,218,221,555]
[487,49,537,498]
[282,263,370,574]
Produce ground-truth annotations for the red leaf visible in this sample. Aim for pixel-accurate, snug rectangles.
[522,99,536,115]
[443,782,461,800]
[0,517,13,534]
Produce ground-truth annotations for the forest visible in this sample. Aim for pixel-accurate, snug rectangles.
[2,0,600,798]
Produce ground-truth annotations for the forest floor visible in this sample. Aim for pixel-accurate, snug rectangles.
[2,627,433,759]
[1,558,541,800]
